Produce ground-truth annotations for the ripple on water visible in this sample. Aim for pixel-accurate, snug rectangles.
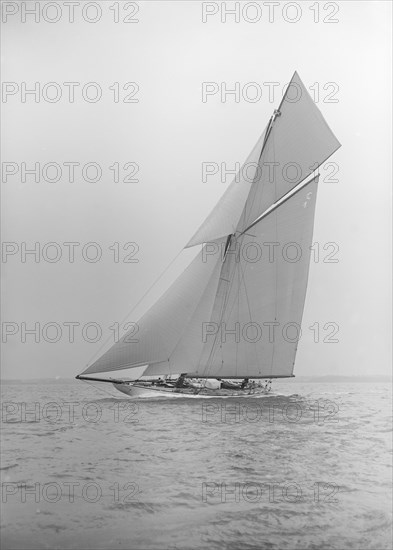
[1,381,392,550]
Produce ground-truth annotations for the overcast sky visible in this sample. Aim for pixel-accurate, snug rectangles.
[1,0,391,379]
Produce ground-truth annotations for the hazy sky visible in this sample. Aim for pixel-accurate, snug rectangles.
[1,0,392,379]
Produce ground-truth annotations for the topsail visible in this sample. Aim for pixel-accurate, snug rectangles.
[81,72,341,379]
[186,71,340,247]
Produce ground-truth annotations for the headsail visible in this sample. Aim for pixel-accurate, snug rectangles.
[81,243,224,375]
[185,124,269,248]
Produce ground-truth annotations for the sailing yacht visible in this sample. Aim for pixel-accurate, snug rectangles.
[76,72,341,397]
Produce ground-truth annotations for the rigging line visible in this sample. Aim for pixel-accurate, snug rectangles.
[277,70,297,113]
[271,206,279,376]
[271,131,278,376]
[233,109,277,242]
[195,249,227,375]
[236,258,240,377]
[204,272,230,374]
[168,253,222,368]
[193,249,222,374]
[260,118,273,151]
[195,254,227,375]
[206,231,252,379]
[214,237,251,377]
[259,105,281,160]
[242,122,271,228]
[217,259,241,378]
[204,239,239,375]
[204,219,258,379]
[83,247,184,369]
[210,263,239,380]
[195,271,222,375]
[253,117,277,227]
[235,120,269,235]
[236,239,259,376]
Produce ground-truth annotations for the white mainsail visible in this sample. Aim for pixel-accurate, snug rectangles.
[189,176,319,379]
[81,72,340,379]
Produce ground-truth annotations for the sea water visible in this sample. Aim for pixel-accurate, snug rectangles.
[1,380,392,549]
